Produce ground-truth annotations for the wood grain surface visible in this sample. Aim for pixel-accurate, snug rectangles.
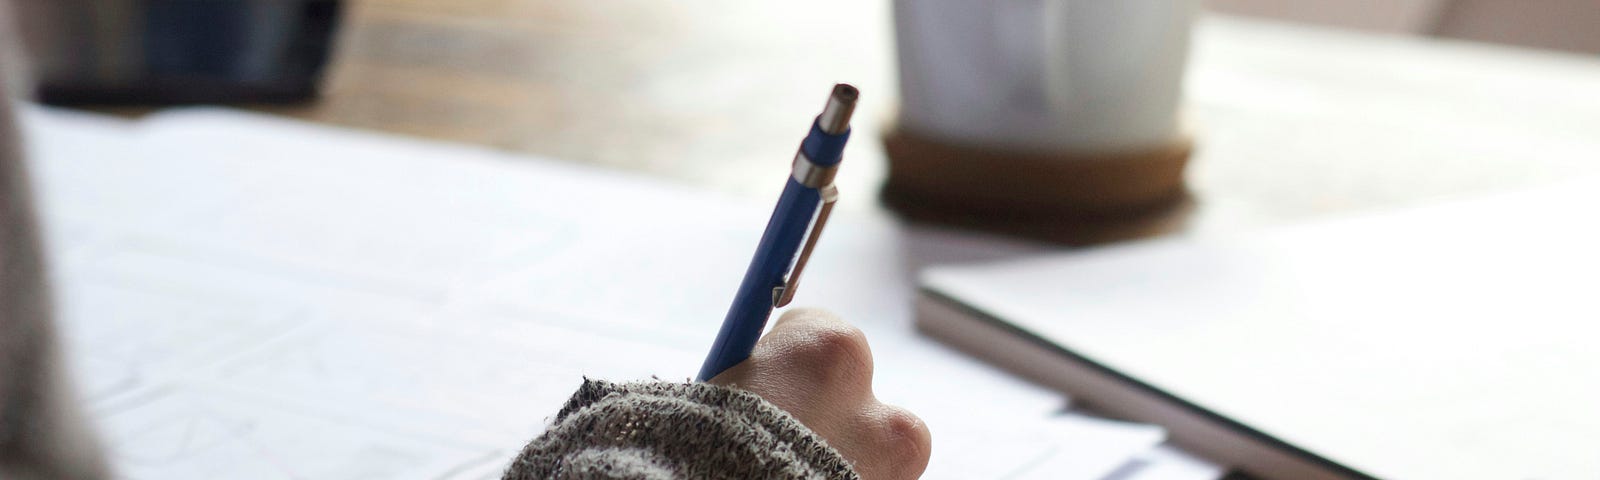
[252,1,1600,238]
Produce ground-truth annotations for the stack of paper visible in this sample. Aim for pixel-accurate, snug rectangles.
[23,106,1221,480]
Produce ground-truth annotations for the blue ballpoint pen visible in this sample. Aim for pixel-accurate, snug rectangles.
[697,84,859,381]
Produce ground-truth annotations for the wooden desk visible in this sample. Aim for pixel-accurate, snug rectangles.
[256,1,1600,235]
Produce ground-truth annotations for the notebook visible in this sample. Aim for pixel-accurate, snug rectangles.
[22,106,1219,480]
[916,178,1600,479]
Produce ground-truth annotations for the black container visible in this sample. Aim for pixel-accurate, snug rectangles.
[18,0,343,105]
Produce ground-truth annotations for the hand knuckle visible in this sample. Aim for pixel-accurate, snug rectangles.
[797,324,871,371]
[877,406,933,477]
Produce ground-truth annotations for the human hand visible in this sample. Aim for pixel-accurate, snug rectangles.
[708,308,932,480]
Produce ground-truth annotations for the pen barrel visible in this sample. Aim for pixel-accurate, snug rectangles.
[800,121,851,168]
[697,178,822,381]
[698,85,855,381]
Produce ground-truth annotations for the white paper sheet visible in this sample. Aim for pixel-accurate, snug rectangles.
[943,413,1166,480]
[92,387,497,480]
[23,106,1182,479]
[1111,445,1226,480]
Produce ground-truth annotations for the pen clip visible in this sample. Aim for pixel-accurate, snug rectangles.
[773,184,838,307]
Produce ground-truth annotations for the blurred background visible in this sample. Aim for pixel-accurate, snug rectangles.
[1212,0,1600,53]
[7,3,1598,478]
[11,0,1600,240]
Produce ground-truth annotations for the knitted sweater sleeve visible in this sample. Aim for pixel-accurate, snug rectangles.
[501,379,859,480]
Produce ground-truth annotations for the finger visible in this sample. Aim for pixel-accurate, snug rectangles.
[705,353,754,386]
[760,308,875,392]
[861,403,933,480]
[707,309,866,387]
[705,309,852,387]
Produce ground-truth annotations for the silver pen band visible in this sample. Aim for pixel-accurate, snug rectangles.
[791,153,838,188]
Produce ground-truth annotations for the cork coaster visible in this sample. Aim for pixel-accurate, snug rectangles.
[881,128,1194,246]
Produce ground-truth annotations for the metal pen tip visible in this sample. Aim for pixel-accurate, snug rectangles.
[818,84,858,135]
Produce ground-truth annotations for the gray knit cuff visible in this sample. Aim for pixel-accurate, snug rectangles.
[503,379,859,480]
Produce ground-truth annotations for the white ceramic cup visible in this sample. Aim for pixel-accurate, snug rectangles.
[892,0,1198,153]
